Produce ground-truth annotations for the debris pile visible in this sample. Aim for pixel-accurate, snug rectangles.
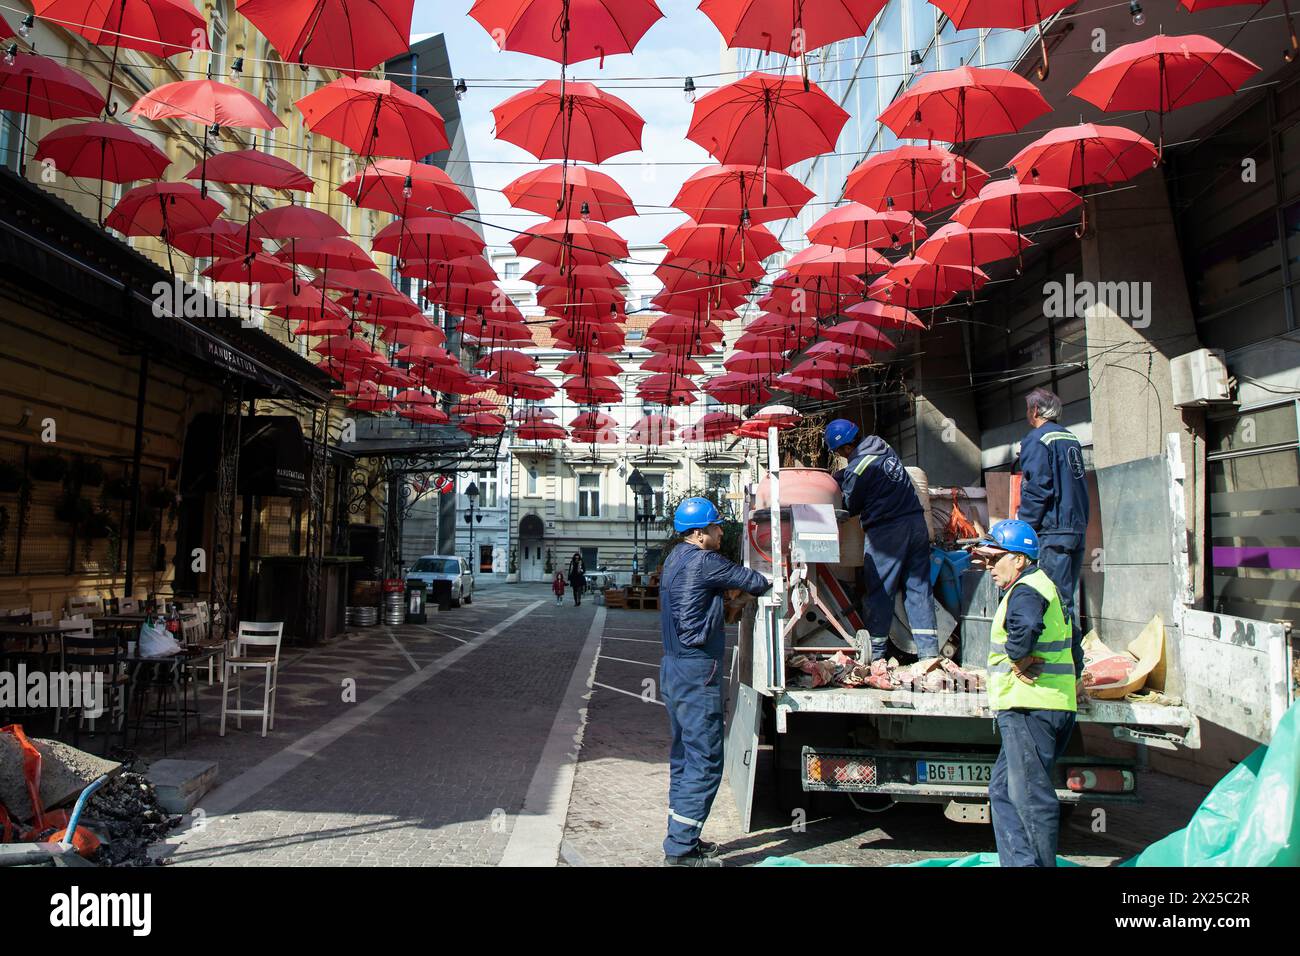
[84,760,180,867]
[787,652,984,692]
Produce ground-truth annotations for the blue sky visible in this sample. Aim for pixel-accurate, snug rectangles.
[410,1,727,252]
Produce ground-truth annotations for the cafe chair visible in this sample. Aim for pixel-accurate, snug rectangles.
[66,595,103,619]
[220,621,284,738]
[58,622,128,753]
[31,610,53,626]
[119,597,140,614]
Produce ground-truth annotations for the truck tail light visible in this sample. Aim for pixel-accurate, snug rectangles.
[1066,767,1135,793]
[805,753,877,787]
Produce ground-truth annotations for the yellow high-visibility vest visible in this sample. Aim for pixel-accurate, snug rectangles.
[987,568,1076,712]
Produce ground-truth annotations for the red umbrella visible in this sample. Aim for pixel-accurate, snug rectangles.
[785,243,889,278]
[34,121,169,224]
[339,158,472,216]
[952,179,1080,232]
[700,0,887,58]
[557,353,623,376]
[0,52,105,119]
[736,328,809,354]
[724,350,789,374]
[748,312,819,337]
[236,0,414,73]
[460,317,533,343]
[1070,34,1259,162]
[394,343,458,368]
[33,0,203,57]
[807,202,926,251]
[929,0,1074,79]
[564,376,623,402]
[510,219,629,265]
[688,72,849,169]
[774,373,837,401]
[373,217,485,259]
[647,315,725,346]
[171,220,255,259]
[381,322,446,348]
[871,257,987,310]
[672,164,813,226]
[459,412,507,437]
[106,182,222,241]
[698,411,743,439]
[248,205,347,241]
[570,427,621,445]
[401,405,452,425]
[469,0,664,65]
[451,398,501,415]
[838,302,923,333]
[316,269,399,301]
[526,263,626,290]
[492,80,645,163]
[703,372,771,405]
[187,148,312,191]
[662,220,781,268]
[805,341,884,368]
[402,255,497,285]
[918,222,1031,268]
[516,422,568,441]
[276,236,375,271]
[845,145,989,215]
[202,253,294,284]
[628,414,678,446]
[736,405,801,438]
[292,316,353,337]
[489,371,556,401]
[820,319,898,352]
[476,350,539,374]
[642,353,705,376]
[514,407,557,422]
[1008,124,1158,235]
[298,76,449,159]
[503,164,637,222]
[131,79,281,130]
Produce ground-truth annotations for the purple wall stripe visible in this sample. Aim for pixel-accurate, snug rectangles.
[1213,546,1300,570]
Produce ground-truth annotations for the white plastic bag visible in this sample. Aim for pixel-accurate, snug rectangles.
[139,617,182,657]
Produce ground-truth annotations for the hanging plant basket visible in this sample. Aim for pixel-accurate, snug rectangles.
[72,457,105,487]
[55,493,93,526]
[0,461,25,494]
[82,509,116,540]
[30,453,68,483]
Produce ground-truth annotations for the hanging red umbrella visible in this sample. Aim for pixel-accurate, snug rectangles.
[202,253,294,285]
[373,217,485,259]
[773,373,837,401]
[381,322,447,348]
[504,165,637,222]
[451,398,501,415]
[870,257,988,309]
[236,0,414,73]
[785,243,890,278]
[1070,34,1259,162]
[106,182,223,239]
[525,263,626,290]
[838,302,923,333]
[646,315,725,346]
[628,414,678,446]
[724,350,789,374]
[514,407,557,422]
[292,315,353,337]
[401,405,452,425]
[952,178,1080,231]
[298,76,449,159]
[702,372,771,405]
[187,148,313,192]
[878,66,1050,153]
[735,328,809,354]
[171,220,257,259]
[402,255,497,285]
[804,340,880,365]
[339,158,472,216]
[557,352,623,377]
[671,164,814,226]
[700,0,887,58]
[806,202,927,251]
[131,79,281,130]
[275,236,375,271]
[928,0,1074,79]
[459,412,507,437]
[314,269,399,299]
[642,353,705,376]
[918,222,1031,268]
[249,205,347,241]
[662,220,782,267]
[688,72,849,169]
[698,411,743,439]
[33,0,204,57]
[0,52,105,119]
[564,376,623,402]
[489,371,556,401]
[517,422,568,441]
[476,350,539,374]
[1008,124,1158,235]
[259,281,351,325]
[492,80,645,163]
[460,317,533,343]
[845,145,989,214]
[510,219,629,265]
[34,121,169,224]
[469,0,665,64]
[736,405,801,438]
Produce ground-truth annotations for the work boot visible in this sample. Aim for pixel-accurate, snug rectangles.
[696,840,722,857]
[664,846,724,867]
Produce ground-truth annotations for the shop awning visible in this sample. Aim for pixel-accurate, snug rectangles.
[181,414,310,497]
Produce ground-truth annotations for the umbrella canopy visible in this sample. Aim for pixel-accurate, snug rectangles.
[563,375,623,400]
[929,0,1075,78]
[32,0,205,58]
[338,158,472,216]
[952,178,1080,230]
[459,412,507,437]
[450,398,501,415]
[131,79,282,129]
[871,257,988,309]
[662,220,782,266]
[469,0,664,65]
[516,422,568,441]
[185,148,312,191]
[1009,123,1159,189]
[671,164,814,226]
[202,253,294,284]
[918,222,1031,267]
[488,371,556,401]
[476,349,539,374]
[698,411,743,439]
[724,350,790,374]
[785,243,890,277]
[402,255,497,285]
[688,72,849,168]
[845,145,989,212]
[0,52,105,119]
[35,121,169,182]
[628,414,678,446]
[525,263,626,289]
[106,182,223,238]
[807,202,926,250]
[491,80,645,163]
[381,323,447,348]
[878,66,1050,144]
[557,353,624,377]
[400,405,451,425]
[510,219,629,264]
[248,204,347,241]
[570,410,618,430]
[298,76,449,159]
[702,372,771,405]
[838,301,923,333]
[236,0,414,73]
[773,373,837,401]
[170,220,255,259]
[821,318,900,351]
[372,216,485,259]
[503,164,637,222]
[700,0,887,57]
[642,353,705,376]
[274,236,375,271]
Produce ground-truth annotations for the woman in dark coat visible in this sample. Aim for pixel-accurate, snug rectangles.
[568,553,586,606]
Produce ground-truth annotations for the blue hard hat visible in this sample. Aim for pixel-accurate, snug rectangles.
[824,419,860,451]
[975,519,1040,560]
[674,496,722,533]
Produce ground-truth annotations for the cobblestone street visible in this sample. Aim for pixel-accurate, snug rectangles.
[135,583,1212,867]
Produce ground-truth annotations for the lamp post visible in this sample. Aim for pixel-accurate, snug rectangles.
[627,469,651,579]
[465,481,481,565]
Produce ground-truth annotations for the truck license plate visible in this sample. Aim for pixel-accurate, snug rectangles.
[917,760,992,785]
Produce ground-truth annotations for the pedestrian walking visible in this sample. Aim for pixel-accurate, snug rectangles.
[659,497,771,866]
[969,520,1077,867]
[552,571,566,606]
[568,552,586,606]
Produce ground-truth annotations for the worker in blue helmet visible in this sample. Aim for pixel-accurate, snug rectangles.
[969,519,1077,867]
[659,496,770,866]
[824,419,940,661]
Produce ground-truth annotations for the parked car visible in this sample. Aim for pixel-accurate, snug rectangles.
[407,555,474,607]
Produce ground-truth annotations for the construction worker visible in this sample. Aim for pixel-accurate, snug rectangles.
[659,496,770,867]
[970,519,1077,867]
[1017,388,1089,674]
[825,419,939,661]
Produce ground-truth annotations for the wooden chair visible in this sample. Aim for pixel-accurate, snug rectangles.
[57,620,128,751]
[220,621,284,738]
[66,595,103,619]
[118,597,140,614]
[31,610,53,626]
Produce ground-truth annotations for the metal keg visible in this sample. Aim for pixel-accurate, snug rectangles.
[347,605,379,627]
[382,590,405,625]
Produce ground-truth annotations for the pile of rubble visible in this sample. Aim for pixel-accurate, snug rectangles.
[787,652,985,692]
[84,754,181,867]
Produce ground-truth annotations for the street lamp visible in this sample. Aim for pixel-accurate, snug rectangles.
[627,469,651,578]
[465,481,482,564]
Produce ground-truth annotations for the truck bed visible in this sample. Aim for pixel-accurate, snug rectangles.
[772,685,1201,747]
